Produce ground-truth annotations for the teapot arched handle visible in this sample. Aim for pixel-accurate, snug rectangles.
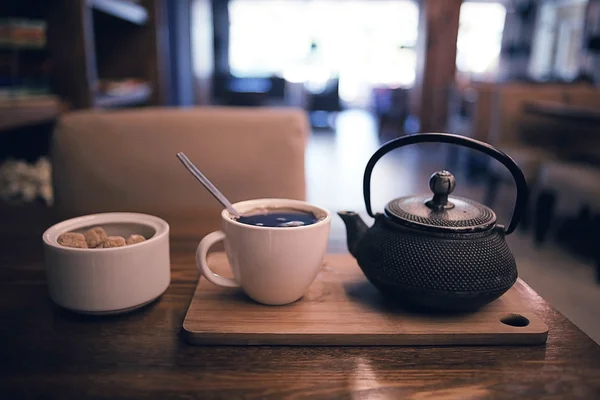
[363,133,528,235]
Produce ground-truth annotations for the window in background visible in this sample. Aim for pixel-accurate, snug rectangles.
[228,0,419,106]
[228,0,308,78]
[529,0,588,81]
[529,2,557,79]
[456,2,507,80]
[552,0,588,80]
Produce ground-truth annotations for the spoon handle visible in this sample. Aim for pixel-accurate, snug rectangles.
[176,152,241,218]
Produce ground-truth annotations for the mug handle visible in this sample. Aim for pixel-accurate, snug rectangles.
[196,231,240,288]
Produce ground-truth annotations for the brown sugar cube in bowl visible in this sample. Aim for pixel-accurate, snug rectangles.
[57,232,88,249]
[42,212,170,315]
[99,236,126,248]
[126,234,146,245]
[84,226,108,248]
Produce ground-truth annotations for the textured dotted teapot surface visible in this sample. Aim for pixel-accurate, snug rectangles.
[385,195,496,231]
[354,219,517,296]
[352,134,526,311]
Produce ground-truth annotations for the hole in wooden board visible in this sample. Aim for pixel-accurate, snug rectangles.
[500,313,530,327]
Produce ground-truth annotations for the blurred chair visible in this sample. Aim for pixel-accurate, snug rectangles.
[306,78,341,113]
[528,98,600,283]
[483,84,579,230]
[50,106,309,228]
[372,86,410,137]
[533,161,600,283]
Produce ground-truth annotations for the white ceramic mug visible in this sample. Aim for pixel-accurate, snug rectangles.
[196,198,331,305]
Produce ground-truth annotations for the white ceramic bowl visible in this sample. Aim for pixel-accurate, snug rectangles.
[42,212,170,315]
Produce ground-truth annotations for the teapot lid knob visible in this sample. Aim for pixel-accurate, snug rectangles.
[425,170,456,211]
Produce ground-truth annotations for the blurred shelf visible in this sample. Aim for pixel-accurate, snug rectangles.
[0,95,63,132]
[94,82,151,108]
[89,0,148,25]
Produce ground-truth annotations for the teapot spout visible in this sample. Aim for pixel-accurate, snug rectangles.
[337,211,368,258]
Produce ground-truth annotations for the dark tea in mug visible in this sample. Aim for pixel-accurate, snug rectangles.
[234,207,320,228]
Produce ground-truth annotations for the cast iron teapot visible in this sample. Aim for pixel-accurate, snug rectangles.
[338,133,527,312]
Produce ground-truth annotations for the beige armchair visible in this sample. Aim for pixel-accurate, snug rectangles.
[50,106,310,227]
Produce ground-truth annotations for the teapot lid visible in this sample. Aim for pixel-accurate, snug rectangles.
[384,170,496,232]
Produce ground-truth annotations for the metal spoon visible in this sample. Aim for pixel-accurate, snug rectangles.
[176,152,241,218]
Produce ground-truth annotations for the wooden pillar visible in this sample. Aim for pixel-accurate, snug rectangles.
[411,0,462,133]
[211,0,230,75]
[166,0,194,106]
[141,0,171,106]
[47,0,97,109]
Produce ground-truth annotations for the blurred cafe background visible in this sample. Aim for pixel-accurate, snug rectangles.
[1,0,600,343]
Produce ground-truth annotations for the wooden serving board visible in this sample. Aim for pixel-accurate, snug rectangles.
[183,253,549,346]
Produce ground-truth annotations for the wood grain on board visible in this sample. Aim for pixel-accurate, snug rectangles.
[184,253,548,346]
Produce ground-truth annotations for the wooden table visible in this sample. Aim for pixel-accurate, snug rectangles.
[2,205,600,399]
[523,100,600,124]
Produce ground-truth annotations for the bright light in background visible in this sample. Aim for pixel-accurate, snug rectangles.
[229,0,310,78]
[191,0,213,77]
[228,0,419,105]
[456,2,506,76]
